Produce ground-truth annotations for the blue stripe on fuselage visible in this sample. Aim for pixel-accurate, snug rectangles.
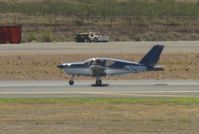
[109,61,147,72]
[64,59,152,73]
[67,61,148,70]
[70,63,86,68]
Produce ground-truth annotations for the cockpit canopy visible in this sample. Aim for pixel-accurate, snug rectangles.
[83,58,115,67]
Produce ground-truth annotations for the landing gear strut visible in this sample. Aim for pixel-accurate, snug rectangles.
[69,75,74,85]
[96,80,102,86]
[95,76,102,86]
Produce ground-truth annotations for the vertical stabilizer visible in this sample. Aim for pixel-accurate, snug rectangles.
[139,45,164,67]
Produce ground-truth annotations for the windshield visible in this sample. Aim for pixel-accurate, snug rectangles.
[83,58,106,66]
[83,58,94,66]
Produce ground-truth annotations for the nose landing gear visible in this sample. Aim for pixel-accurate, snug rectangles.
[69,80,74,85]
[69,75,75,85]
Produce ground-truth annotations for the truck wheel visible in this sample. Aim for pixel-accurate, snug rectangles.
[94,38,98,42]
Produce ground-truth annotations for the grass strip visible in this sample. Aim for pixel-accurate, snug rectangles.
[0,98,199,105]
[0,0,198,17]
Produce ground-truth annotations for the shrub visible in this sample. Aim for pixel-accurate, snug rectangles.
[75,19,84,26]
[41,32,53,42]
[27,33,37,42]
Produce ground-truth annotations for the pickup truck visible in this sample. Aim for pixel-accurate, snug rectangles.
[75,32,109,42]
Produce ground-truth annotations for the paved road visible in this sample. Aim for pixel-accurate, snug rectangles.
[0,41,199,55]
[0,80,198,98]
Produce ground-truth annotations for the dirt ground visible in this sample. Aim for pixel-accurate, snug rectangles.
[0,45,198,134]
[0,53,199,80]
[0,103,198,134]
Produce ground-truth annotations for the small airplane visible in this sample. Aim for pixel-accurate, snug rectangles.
[57,44,164,86]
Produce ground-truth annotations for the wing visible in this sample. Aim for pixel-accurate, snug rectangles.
[89,65,106,76]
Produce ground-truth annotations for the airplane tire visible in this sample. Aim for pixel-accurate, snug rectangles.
[69,80,74,85]
[96,80,102,86]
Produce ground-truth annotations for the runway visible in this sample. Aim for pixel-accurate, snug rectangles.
[1,41,199,55]
[0,80,198,98]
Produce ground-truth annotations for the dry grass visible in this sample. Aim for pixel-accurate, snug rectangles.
[0,0,73,3]
[0,103,198,134]
[0,53,199,80]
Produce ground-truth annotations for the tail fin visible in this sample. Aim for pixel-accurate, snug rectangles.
[139,44,164,67]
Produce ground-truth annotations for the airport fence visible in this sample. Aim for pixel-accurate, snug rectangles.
[1,15,199,41]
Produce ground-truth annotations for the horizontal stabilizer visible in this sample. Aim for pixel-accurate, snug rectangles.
[152,65,165,71]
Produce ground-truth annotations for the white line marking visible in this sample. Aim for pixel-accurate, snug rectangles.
[0,91,199,94]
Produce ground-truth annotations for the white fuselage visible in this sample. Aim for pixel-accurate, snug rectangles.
[63,65,146,76]
[63,68,92,76]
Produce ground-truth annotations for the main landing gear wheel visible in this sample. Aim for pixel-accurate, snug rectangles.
[96,80,102,86]
[69,80,74,85]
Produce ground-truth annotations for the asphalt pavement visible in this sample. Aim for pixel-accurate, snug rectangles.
[0,80,198,98]
[0,41,199,55]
